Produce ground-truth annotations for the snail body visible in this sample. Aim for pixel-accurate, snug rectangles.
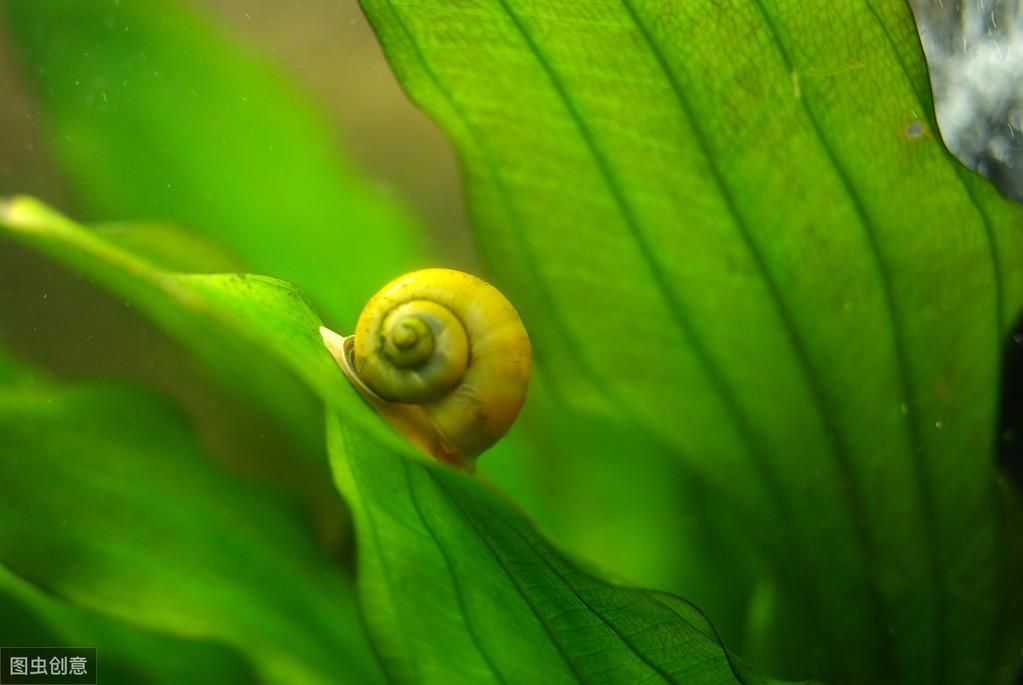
[320,268,531,469]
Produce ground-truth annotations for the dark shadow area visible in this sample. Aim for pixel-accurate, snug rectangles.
[1000,313,1023,492]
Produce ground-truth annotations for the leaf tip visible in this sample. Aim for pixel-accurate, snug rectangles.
[0,195,48,233]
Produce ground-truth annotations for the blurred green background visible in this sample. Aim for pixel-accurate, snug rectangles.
[0,0,472,546]
[2,3,1021,683]
[0,0,470,438]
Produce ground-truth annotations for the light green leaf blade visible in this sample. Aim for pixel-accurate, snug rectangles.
[2,0,424,324]
[479,386,761,648]
[0,379,383,685]
[328,412,805,685]
[91,221,247,273]
[0,198,789,685]
[0,564,258,685]
[357,0,1023,682]
[0,195,325,464]
[0,195,398,447]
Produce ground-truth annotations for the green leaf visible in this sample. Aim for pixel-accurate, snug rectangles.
[0,195,401,454]
[329,412,804,685]
[357,0,1023,682]
[0,347,45,387]
[91,221,247,273]
[0,198,781,685]
[0,379,383,685]
[2,0,425,324]
[0,195,325,463]
[0,564,258,685]
[478,386,761,647]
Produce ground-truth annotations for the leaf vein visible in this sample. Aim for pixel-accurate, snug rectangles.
[426,470,591,684]
[401,459,508,684]
[745,1,943,679]
[859,6,1010,682]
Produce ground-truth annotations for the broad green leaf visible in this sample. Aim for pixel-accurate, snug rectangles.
[357,0,1023,682]
[0,564,258,685]
[0,196,325,463]
[0,0,725,655]
[92,221,246,273]
[2,0,424,325]
[0,379,383,685]
[0,195,400,448]
[479,383,761,646]
[0,194,731,651]
[328,412,804,685]
[0,198,782,684]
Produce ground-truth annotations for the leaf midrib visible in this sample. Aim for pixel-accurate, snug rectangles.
[369,2,1014,682]
[429,469,664,684]
[482,0,876,668]
[428,467,762,685]
[338,426,408,685]
[374,0,859,665]
[401,458,510,685]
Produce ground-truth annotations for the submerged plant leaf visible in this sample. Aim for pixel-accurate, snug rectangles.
[0,196,324,461]
[2,0,424,324]
[0,564,258,685]
[91,221,247,273]
[0,379,383,685]
[0,196,399,447]
[480,384,762,646]
[358,0,1023,682]
[329,413,806,685]
[0,198,791,685]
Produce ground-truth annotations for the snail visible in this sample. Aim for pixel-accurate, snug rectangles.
[320,268,531,470]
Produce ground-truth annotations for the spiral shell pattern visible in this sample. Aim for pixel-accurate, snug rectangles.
[327,268,531,467]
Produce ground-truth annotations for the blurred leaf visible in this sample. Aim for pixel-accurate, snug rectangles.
[0,197,785,684]
[329,412,804,685]
[2,0,425,325]
[358,0,1023,683]
[0,379,384,685]
[0,196,323,462]
[0,347,45,387]
[0,564,258,685]
[92,222,246,273]
[0,195,395,444]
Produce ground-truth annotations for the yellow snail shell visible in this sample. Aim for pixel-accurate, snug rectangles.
[320,268,531,470]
